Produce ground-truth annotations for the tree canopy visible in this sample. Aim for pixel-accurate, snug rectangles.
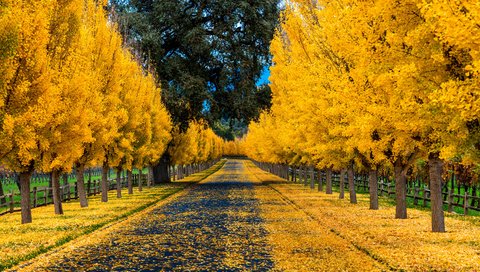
[110,0,279,131]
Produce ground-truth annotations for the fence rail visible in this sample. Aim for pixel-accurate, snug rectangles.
[0,174,147,215]
[254,161,480,215]
[0,159,220,216]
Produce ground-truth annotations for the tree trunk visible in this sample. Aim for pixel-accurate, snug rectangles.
[20,169,34,224]
[127,170,133,194]
[369,169,378,210]
[153,152,170,183]
[317,169,323,192]
[116,167,122,198]
[51,169,64,215]
[75,163,88,208]
[310,166,315,189]
[339,169,345,199]
[394,159,408,219]
[15,173,21,191]
[348,165,357,204]
[101,161,109,202]
[148,166,154,187]
[326,168,333,194]
[429,153,445,232]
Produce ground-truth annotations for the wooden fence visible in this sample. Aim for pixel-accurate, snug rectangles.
[0,173,147,215]
[0,159,220,216]
[254,162,480,215]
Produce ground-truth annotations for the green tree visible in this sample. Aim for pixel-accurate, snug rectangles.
[111,0,280,181]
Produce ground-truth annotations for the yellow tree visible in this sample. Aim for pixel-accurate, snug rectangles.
[145,87,172,184]
[89,2,128,203]
[37,0,94,215]
[105,53,141,199]
[267,2,359,201]
[0,0,18,99]
[169,120,223,174]
[0,0,55,223]
[419,0,480,231]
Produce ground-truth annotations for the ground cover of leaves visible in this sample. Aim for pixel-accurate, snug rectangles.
[13,159,475,271]
[1,184,185,271]
[245,161,480,271]
[245,162,386,272]
[3,161,225,271]
[11,160,274,271]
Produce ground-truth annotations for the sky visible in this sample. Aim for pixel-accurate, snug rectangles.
[257,66,271,86]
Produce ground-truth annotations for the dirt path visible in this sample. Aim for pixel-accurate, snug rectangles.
[12,160,384,271]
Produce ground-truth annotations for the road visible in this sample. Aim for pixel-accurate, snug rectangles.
[13,160,384,271]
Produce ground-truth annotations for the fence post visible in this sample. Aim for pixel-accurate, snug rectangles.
[44,188,48,205]
[9,191,14,212]
[139,174,143,192]
[74,183,78,199]
[87,179,91,196]
[67,184,71,201]
[413,187,419,206]
[448,189,453,213]
[423,188,428,207]
[33,187,37,208]
[464,192,469,215]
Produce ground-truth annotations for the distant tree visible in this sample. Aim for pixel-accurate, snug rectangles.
[110,0,280,181]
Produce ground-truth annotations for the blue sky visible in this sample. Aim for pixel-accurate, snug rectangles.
[257,66,271,86]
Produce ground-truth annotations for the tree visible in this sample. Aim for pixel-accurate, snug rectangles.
[0,0,54,223]
[111,0,280,182]
[37,0,94,215]
[0,0,173,223]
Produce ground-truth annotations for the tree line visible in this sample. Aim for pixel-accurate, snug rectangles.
[0,0,227,224]
[244,0,480,232]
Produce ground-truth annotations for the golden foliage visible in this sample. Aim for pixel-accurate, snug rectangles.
[245,0,480,170]
[222,138,245,157]
[169,120,223,165]
[0,0,172,174]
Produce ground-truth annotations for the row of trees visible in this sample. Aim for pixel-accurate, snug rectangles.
[169,120,225,166]
[0,0,171,224]
[223,139,246,157]
[244,0,480,232]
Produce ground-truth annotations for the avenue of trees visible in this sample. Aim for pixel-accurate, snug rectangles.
[0,0,225,224]
[109,0,280,181]
[244,0,480,232]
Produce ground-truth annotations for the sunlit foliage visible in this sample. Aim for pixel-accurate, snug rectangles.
[169,120,224,166]
[0,0,172,222]
[245,0,480,231]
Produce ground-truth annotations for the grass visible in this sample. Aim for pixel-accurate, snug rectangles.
[0,160,225,271]
[0,169,148,211]
[1,169,147,193]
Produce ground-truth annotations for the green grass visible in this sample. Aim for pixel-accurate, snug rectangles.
[0,169,149,213]
[1,169,147,194]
